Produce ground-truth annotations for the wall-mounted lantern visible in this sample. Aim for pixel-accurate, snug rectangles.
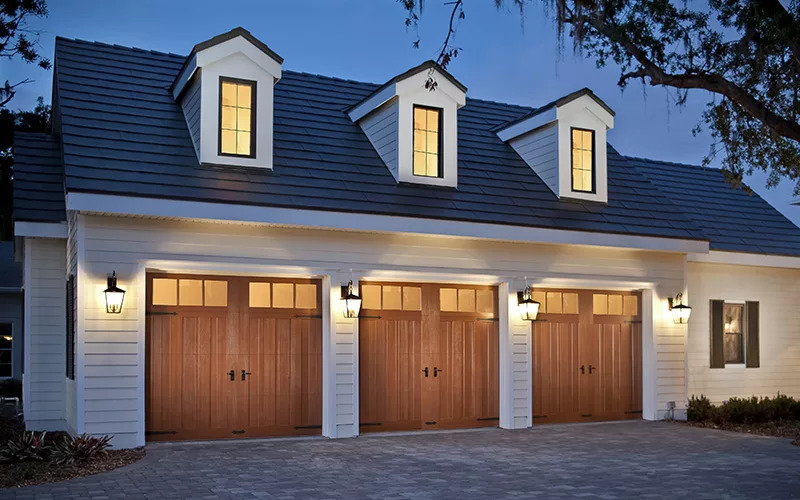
[517,282,541,321]
[104,271,126,314]
[340,280,362,319]
[668,292,691,324]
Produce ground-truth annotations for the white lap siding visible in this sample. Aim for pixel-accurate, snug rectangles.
[23,237,67,431]
[78,214,687,447]
[687,262,800,403]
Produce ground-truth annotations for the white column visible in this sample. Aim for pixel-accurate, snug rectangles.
[322,272,359,438]
[499,279,531,429]
[641,288,658,421]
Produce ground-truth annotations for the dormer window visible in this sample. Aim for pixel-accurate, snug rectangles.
[413,106,442,178]
[219,78,256,157]
[571,128,594,193]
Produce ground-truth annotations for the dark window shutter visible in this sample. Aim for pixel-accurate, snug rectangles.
[710,299,725,368]
[66,275,75,380]
[746,301,760,368]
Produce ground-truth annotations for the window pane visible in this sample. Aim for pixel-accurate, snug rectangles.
[724,304,743,333]
[427,109,439,131]
[204,280,228,307]
[563,293,578,314]
[426,131,438,155]
[238,108,251,132]
[414,107,426,129]
[623,295,638,316]
[221,82,237,106]
[608,294,623,315]
[152,278,177,306]
[295,284,317,309]
[382,286,402,310]
[725,333,744,363]
[414,129,426,152]
[572,169,583,191]
[582,170,592,192]
[179,279,203,306]
[593,294,608,315]
[476,289,494,314]
[532,291,546,312]
[221,106,236,129]
[458,289,476,312]
[249,282,271,308]
[272,283,294,308]
[440,288,458,312]
[402,286,422,311]
[582,150,592,170]
[546,292,562,313]
[221,129,236,154]
[413,152,426,176]
[361,285,381,310]
[238,84,252,108]
[572,128,582,148]
[426,154,438,177]
[583,130,593,146]
[0,325,11,349]
[237,131,251,155]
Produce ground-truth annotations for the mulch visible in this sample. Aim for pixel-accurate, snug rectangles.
[681,420,800,446]
[0,448,145,489]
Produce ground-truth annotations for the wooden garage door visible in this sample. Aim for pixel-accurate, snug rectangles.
[532,289,642,424]
[145,274,322,441]
[359,283,499,432]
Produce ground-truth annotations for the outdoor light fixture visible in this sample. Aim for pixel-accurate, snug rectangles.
[517,278,541,321]
[104,271,126,314]
[668,292,692,324]
[340,279,362,319]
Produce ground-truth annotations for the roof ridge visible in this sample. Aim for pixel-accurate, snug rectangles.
[55,36,186,59]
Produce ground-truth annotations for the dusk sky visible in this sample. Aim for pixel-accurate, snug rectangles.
[4,0,799,227]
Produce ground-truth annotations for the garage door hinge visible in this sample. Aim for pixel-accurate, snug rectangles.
[476,417,499,421]
[145,430,177,435]
[581,414,593,417]
[359,315,383,319]
[359,422,382,427]
[146,312,178,316]
[294,424,322,430]
[477,318,499,322]
[625,320,642,324]
[532,415,548,419]
[624,410,643,414]
[294,314,323,319]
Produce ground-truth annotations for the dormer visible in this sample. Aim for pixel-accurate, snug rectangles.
[171,28,283,169]
[496,88,614,203]
[348,61,467,188]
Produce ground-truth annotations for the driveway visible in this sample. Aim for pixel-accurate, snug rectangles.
[5,421,799,499]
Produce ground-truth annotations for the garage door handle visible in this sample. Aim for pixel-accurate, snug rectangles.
[588,365,595,374]
[241,370,252,381]
[423,367,429,377]
[434,367,442,377]
[227,370,235,381]
[580,365,585,375]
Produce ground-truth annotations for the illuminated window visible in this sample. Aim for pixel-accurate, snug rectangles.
[571,128,594,192]
[723,303,745,364]
[0,323,11,378]
[413,106,442,177]
[219,78,255,157]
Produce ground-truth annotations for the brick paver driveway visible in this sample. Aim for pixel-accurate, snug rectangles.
[5,421,799,499]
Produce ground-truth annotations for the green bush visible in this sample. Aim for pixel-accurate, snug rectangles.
[687,394,714,422]
[51,434,112,465]
[688,393,800,424]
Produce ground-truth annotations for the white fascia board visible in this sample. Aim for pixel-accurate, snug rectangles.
[14,221,68,239]
[67,192,709,254]
[171,53,197,99]
[557,95,614,129]
[688,250,800,269]
[348,83,397,122]
[496,108,557,142]
[395,69,466,108]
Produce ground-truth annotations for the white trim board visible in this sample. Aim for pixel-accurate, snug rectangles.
[688,250,800,269]
[15,221,68,239]
[66,192,709,254]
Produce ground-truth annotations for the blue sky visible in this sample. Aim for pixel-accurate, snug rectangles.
[4,0,799,227]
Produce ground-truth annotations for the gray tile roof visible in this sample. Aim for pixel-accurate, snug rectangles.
[13,132,65,222]
[628,156,800,256]
[11,36,800,257]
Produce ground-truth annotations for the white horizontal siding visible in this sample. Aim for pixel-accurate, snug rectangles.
[359,101,398,179]
[24,237,66,429]
[509,123,558,195]
[76,215,687,447]
[687,262,800,403]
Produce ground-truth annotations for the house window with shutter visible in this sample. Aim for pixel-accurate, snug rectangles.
[710,300,759,369]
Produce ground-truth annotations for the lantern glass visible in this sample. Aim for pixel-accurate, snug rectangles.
[518,286,541,321]
[671,304,692,324]
[341,280,362,318]
[104,272,126,314]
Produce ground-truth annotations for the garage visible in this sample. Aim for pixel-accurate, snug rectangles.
[532,289,642,423]
[145,274,322,441]
[358,282,499,432]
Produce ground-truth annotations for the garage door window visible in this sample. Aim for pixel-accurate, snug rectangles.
[151,278,228,307]
[248,282,317,309]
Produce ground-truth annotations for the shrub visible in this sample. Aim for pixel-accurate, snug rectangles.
[0,431,50,463]
[0,379,22,399]
[688,393,800,424]
[687,394,714,422]
[50,434,112,465]
[0,414,25,444]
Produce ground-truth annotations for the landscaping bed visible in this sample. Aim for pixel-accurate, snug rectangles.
[685,394,800,446]
[0,416,145,489]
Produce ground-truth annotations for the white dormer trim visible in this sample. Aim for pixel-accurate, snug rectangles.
[497,89,614,203]
[349,62,466,189]
[172,28,283,170]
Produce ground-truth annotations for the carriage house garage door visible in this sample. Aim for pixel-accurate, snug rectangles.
[532,289,643,424]
[145,274,322,441]
[358,282,499,432]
